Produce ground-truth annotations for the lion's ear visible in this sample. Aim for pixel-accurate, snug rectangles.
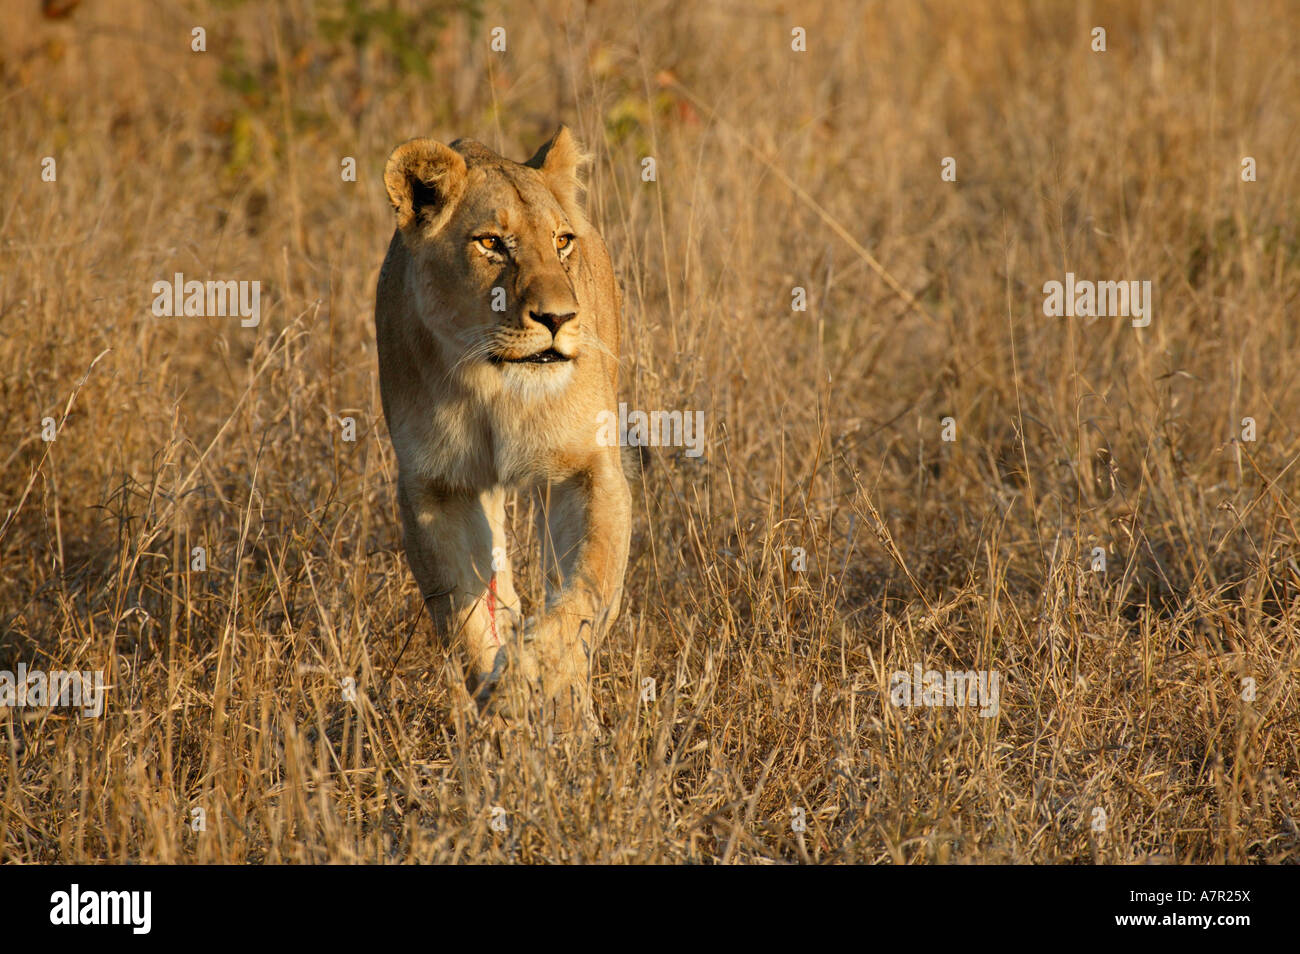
[526,125,589,211]
[384,138,467,235]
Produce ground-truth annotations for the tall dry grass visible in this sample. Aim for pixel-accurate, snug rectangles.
[1,0,1297,862]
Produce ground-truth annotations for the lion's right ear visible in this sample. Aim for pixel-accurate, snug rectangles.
[525,125,589,213]
[383,139,467,235]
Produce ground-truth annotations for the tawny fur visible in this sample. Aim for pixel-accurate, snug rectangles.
[374,127,631,729]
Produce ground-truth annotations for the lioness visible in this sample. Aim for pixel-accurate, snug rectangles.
[374,127,630,729]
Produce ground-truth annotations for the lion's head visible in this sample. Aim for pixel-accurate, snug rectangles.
[383,127,593,393]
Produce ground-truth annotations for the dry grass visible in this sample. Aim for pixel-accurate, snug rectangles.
[2,0,1298,864]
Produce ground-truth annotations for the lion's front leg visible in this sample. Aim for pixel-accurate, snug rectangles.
[527,456,632,725]
[397,478,523,696]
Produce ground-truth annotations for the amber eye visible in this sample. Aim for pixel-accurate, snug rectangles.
[556,233,574,251]
[476,236,504,253]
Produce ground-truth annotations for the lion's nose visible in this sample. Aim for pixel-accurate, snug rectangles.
[528,309,577,336]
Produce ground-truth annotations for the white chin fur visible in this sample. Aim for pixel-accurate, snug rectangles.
[497,360,575,399]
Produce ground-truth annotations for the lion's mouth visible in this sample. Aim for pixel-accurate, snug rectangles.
[490,348,572,365]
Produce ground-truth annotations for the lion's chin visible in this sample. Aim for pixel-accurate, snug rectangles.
[495,358,576,399]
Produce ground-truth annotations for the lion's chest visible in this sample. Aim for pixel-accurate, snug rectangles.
[397,395,579,491]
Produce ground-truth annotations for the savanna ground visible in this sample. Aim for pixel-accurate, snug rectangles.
[1,0,1298,864]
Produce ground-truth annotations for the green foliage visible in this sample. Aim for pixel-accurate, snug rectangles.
[318,0,483,79]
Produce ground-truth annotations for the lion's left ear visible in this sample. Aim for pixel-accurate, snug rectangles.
[526,125,589,211]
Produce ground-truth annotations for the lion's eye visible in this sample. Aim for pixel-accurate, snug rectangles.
[556,233,574,251]
[475,236,504,253]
